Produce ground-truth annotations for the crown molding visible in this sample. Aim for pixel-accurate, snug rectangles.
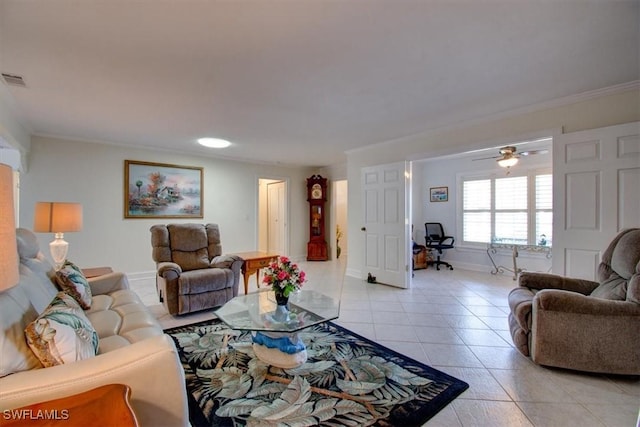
[346,80,640,156]
[30,132,312,169]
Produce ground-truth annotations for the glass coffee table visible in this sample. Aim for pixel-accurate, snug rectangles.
[214,289,340,368]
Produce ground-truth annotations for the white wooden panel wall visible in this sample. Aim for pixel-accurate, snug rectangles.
[553,122,640,280]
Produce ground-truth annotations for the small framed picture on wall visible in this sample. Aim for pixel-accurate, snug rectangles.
[429,186,448,202]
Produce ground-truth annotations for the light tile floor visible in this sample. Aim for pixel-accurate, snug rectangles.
[132,258,640,427]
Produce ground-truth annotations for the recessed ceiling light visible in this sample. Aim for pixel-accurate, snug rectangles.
[197,138,231,148]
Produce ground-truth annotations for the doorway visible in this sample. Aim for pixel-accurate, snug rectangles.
[414,134,553,274]
[258,178,288,255]
[331,180,348,261]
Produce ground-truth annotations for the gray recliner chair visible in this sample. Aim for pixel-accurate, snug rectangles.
[508,228,640,375]
[150,223,243,315]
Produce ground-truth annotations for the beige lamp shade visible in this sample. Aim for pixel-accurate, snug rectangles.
[33,202,82,269]
[33,202,83,233]
[0,163,19,291]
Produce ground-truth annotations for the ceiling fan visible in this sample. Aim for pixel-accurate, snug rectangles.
[473,146,549,169]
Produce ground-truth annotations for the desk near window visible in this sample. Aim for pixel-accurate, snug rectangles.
[487,242,551,280]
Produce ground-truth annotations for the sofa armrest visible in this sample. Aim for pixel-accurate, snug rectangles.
[157,261,182,278]
[0,335,188,427]
[535,289,640,316]
[519,272,599,295]
[155,262,182,315]
[212,255,243,298]
[211,254,244,270]
[88,271,130,295]
[531,290,640,374]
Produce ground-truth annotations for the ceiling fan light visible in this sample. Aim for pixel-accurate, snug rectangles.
[197,138,231,148]
[497,156,519,168]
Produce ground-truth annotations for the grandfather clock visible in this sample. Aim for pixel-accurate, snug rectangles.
[307,175,328,261]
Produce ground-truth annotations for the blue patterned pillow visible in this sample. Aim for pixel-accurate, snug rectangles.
[55,260,92,309]
[24,292,99,367]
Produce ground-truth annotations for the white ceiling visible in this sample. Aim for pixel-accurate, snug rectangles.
[1,1,638,167]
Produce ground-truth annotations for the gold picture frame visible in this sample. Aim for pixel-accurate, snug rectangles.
[124,160,203,218]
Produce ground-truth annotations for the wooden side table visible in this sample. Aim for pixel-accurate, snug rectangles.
[1,384,138,426]
[230,251,279,294]
[81,266,113,278]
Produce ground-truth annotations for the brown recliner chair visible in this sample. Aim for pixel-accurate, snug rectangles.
[150,223,243,315]
[508,228,640,375]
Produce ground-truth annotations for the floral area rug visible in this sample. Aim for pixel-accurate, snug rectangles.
[165,319,468,426]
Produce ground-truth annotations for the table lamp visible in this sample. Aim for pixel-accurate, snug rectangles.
[0,163,19,291]
[33,201,83,270]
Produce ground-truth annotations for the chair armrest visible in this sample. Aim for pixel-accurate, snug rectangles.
[439,236,455,245]
[211,254,244,269]
[535,289,640,316]
[88,271,130,295]
[157,261,182,277]
[519,272,599,295]
[0,335,188,427]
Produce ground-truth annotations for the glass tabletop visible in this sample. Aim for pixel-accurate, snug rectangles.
[214,289,340,333]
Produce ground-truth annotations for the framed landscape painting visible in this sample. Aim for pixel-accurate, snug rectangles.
[124,160,203,218]
[429,186,448,202]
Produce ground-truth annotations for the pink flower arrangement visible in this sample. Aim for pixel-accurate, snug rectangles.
[262,256,306,297]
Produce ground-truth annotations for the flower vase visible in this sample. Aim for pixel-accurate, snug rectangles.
[273,292,290,323]
[274,292,289,306]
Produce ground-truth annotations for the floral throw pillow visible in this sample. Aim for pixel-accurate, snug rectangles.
[55,260,92,309]
[24,292,99,367]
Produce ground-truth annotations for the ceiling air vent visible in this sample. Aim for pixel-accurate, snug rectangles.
[1,73,27,87]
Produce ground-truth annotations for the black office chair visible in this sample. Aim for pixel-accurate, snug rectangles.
[424,222,455,270]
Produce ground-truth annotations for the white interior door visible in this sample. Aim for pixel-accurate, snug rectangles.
[362,162,410,288]
[553,121,640,280]
[267,181,286,255]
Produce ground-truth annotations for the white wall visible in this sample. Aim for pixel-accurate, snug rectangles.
[19,136,314,277]
[0,147,21,170]
[0,85,31,164]
[345,86,640,280]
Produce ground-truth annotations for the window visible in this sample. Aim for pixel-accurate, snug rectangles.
[461,170,552,246]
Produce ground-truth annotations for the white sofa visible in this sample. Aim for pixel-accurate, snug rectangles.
[0,229,188,426]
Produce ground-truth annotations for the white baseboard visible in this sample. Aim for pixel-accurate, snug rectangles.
[347,262,511,280]
[345,267,361,279]
[126,270,156,284]
[446,261,492,273]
